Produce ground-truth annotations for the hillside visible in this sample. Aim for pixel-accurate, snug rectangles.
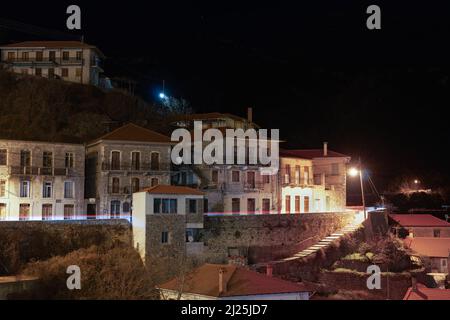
[0,69,177,143]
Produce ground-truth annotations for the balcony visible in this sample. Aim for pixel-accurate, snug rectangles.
[3,58,84,67]
[101,162,171,173]
[8,166,76,176]
[281,178,314,187]
[108,185,132,195]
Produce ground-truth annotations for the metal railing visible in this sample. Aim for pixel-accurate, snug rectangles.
[8,166,77,176]
[101,161,171,172]
[3,58,84,65]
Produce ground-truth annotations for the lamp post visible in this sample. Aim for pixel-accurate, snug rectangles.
[348,159,366,220]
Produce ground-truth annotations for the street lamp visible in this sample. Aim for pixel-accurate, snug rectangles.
[348,160,366,220]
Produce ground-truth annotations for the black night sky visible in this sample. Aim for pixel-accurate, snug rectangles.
[2,1,450,198]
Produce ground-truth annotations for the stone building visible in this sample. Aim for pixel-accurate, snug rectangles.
[132,185,205,280]
[279,144,351,213]
[169,110,280,214]
[85,123,173,219]
[0,139,85,220]
[0,41,105,87]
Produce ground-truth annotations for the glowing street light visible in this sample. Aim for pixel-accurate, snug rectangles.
[414,179,419,184]
[159,92,166,99]
[348,160,366,220]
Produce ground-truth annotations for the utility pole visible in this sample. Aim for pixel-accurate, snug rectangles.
[359,158,367,220]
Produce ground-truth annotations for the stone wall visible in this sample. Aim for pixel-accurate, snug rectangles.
[202,212,354,264]
[0,219,131,275]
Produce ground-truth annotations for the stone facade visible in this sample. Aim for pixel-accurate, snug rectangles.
[0,139,85,221]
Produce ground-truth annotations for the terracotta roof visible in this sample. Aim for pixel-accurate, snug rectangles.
[0,41,105,57]
[91,123,171,144]
[280,149,350,159]
[403,237,450,258]
[390,214,450,228]
[158,263,310,298]
[403,284,450,300]
[142,184,204,196]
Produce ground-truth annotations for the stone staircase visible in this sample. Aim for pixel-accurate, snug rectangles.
[269,212,365,264]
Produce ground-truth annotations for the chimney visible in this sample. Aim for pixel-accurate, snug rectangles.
[247,107,253,123]
[266,264,273,277]
[323,142,328,157]
[219,268,227,294]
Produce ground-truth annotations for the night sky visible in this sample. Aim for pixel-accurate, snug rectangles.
[2,1,450,197]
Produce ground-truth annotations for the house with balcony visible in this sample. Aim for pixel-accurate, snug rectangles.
[0,139,85,220]
[280,143,350,213]
[169,110,279,214]
[0,41,104,87]
[85,123,173,219]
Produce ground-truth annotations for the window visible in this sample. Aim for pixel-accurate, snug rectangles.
[285,164,291,184]
[131,152,140,170]
[49,51,56,61]
[122,202,130,213]
[442,259,447,268]
[262,198,270,214]
[21,69,29,75]
[433,229,441,238]
[188,199,197,214]
[43,181,52,198]
[64,181,74,198]
[151,152,160,170]
[131,177,140,193]
[154,198,177,214]
[295,196,300,213]
[0,149,6,165]
[21,52,29,61]
[111,151,121,170]
[211,170,219,183]
[285,196,291,213]
[20,181,30,198]
[186,228,201,242]
[161,231,169,244]
[48,68,55,78]
[0,180,5,197]
[35,68,42,76]
[331,163,339,175]
[262,174,270,184]
[61,68,69,77]
[64,204,75,220]
[19,204,30,221]
[110,201,120,218]
[112,177,120,194]
[7,52,15,61]
[62,51,70,61]
[76,51,82,60]
[20,150,31,168]
[42,204,52,221]
[247,198,256,214]
[151,178,159,187]
[76,68,82,77]
[231,198,240,214]
[247,171,255,188]
[232,171,240,182]
[304,196,310,213]
[304,167,310,183]
[0,203,6,220]
[65,152,74,168]
[295,166,301,184]
[42,151,53,174]
[36,51,43,61]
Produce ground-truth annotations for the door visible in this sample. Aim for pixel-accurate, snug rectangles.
[87,203,96,220]
[247,198,256,214]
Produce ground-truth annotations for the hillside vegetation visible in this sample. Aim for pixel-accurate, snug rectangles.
[0,69,177,143]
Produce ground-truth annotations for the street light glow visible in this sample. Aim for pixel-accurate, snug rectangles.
[159,92,166,99]
[348,167,359,177]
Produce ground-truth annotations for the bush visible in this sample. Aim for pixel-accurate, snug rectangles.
[11,246,157,300]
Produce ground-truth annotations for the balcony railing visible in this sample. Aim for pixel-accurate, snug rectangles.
[281,177,314,187]
[8,166,77,176]
[108,186,132,195]
[3,58,84,66]
[101,162,170,172]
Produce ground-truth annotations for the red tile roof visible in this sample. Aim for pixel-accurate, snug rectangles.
[91,123,171,144]
[158,263,310,298]
[142,185,204,196]
[280,149,350,159]
[390,214,450,228]
[403,237,450,258]
[403,284,450,300]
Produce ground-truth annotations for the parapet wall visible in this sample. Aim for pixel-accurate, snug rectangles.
[202,212,354,264]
